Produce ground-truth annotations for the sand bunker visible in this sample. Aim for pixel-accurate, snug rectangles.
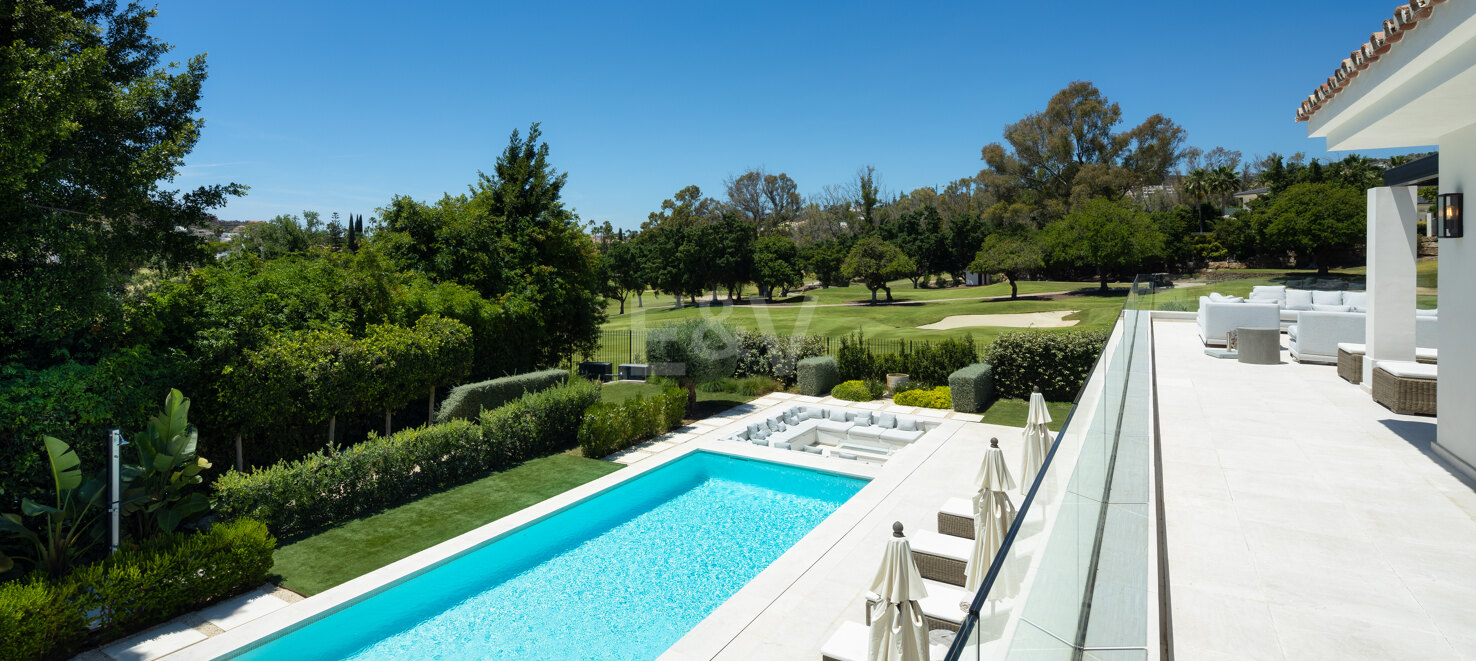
[917,311,1079,330]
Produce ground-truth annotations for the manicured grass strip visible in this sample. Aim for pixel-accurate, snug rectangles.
[980,398,1073,431]
[271,454,623,596]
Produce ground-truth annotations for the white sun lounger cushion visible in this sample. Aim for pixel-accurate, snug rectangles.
[1338,343,1366,355]
[1375,360,1437,379]
[940,497,972,519]
[819,621,949,661]
[880,428,924,444]
[917,579,970,624]
[912,529,973,562]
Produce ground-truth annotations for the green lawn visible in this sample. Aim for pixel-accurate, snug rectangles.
[1146,261,1438,311]
[609,278,1106,314]
[271,454,622,596]
[980,398,1073,431]
[601,278,1126,345]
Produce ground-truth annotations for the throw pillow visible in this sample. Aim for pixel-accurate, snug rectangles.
[1311,290,1344,306]
[898,418,917,432]
[1249,285,1286,305]
[1343,291,1368,312]
[878,412,897,428]
[854,411,874,426]
[828,408,847,422]
[1311,304,1351,312]
[1285,289,1314,311]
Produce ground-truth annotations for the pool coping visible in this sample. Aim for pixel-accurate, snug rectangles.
[161,399,941,660]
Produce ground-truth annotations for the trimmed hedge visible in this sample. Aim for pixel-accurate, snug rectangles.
[214,380,600,538]
[796,356,840,397]
[831,380,883,402]
[578,387,686,458]
[436,368,569,423]
[0,519,274,661]
[836,331,977,385]
[985,330,1108,400]
[948,363,996,413]
[894,386,951,409]
[733,330,827,386]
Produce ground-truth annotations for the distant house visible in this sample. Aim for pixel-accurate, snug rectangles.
[1231,187,1268,208]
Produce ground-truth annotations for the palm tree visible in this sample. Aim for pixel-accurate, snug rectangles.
[1210,165,1241,214]
[1183,168,1210,232]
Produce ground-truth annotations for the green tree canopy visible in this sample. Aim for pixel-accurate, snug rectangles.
[1257,182,1364,275]
[752,236,802,302]
[969,232,1044,299]
[841,238,916,304]
[979,81,1185,223]
[373,124,604,364]
[646,319,739,413]
[1,0,244,365]
[1043,199,1164,291]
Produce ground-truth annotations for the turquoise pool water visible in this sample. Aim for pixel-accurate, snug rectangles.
[232,451,866,661]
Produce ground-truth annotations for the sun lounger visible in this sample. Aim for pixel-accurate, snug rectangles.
[936,497,974,539]
[910,529,972,586]
[865,578,970,633]
[819,621,950,661]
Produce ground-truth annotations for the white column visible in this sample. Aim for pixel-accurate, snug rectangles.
[1362,187,1419,387]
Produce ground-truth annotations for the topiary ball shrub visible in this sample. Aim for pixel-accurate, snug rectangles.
[948,363,995,413]
[830,380,876,402]
[796,356,840,396]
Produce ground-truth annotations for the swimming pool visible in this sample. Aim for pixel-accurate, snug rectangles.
[230,451,867,661]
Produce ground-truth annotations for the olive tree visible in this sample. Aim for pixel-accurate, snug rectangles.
[646,319,739,414]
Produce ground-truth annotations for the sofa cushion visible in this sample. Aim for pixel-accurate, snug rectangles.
[850,425,885,440]
[880,428,924,444]
[897,417,917,432]
[1249,285,1286,305]
[818,420,853,434]
[877,412,897,429]
[1311,290,1344,306]
[828,408,847,422]
[853,411,874,426]
[1417,308,1439,317]
[1375,360,1437,380]
[750,438,767,446]
[772,442,791,451]
[1343,291,1368,313]
[1311,304,1351,312]
[803,445,823,455]
[1207,292,1243,303]
[1285,289,1314,311]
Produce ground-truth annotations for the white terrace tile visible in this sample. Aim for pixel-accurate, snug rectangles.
[101,619,208,661]
[197,587,289,631]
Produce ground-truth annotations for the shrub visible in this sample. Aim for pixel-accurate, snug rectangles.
[0,519,274,661]
[948,363,995,413]
[835,331,977,385]
[831,380,883,402]
[894,386,951,409]
[985,330,1108,400]
[697,376,782,396]
[796,356,840,397]
[436,368,569,423]
[214,381,600,539]
[732,330,827,385]
[578,387,687,458]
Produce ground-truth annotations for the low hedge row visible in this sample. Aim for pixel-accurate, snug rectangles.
[435,368,569,423]
[0,519,274,661]
[578,387,686,458]
[985,330,1108,400]
[796,356,840,397]
[214,380,601,538]
[836,332,978,385]
[894,386,951,409]
[948,363,995,413]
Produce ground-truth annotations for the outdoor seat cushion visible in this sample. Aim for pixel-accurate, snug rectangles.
[772,442,791,451]
[877,412,897,429]
[750,439,767,446]
[850,425,885,440]
[1285,289,1314,311]
[880,428,924,444]
[818,420,853,434]
[1344,291,1368,312]
[1417,308,1439,317]
[897,417,918,432]
[827,408,847,422]
[1249,285,1286,305]
[1417,347,1438,361]
[803,445,823,455]
[1311,290,1344,306]
[1311,304,1351,312]
[1374,360,1437,380]
[1338,343,1366,355]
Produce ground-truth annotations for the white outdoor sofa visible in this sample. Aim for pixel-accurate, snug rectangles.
[1198,285,1375,346]
[1288,310,1438,364]
[720,405,937,462]
[1197,298,1280,346]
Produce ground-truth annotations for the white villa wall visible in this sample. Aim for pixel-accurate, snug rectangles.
[1363,187,1419,385]
[1434,122,1476,479]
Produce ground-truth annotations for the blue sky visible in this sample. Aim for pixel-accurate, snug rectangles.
[153,0,1421,230]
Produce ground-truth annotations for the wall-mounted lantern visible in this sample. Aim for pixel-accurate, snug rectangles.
[1437,192,1463,238]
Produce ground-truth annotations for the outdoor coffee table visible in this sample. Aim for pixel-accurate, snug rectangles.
[1235,326,1280,365]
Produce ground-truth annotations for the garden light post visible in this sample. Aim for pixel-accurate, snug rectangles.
[109,428,127,553]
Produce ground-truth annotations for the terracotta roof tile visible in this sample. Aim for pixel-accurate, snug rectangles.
[1296,0,1448,122]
